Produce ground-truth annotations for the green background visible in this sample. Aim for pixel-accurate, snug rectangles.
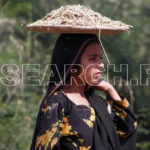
[0,0,150,149]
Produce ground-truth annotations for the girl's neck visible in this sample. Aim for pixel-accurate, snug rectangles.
[62,80,88,97]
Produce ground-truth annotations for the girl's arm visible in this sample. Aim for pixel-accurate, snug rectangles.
[94,80,121,101]
[94,79,138,138]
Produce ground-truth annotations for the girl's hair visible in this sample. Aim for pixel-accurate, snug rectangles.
[47,33,100,94]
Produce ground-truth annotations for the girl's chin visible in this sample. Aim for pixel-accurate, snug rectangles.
[86,79,100,86]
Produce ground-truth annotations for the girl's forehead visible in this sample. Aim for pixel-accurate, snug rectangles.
[84,42,102,54]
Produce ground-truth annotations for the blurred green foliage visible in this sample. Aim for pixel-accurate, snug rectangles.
[0,0,150,150]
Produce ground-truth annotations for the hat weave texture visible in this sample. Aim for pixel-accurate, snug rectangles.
[26,5,132,35]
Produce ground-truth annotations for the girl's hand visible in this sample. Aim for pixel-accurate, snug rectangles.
[94,80,121,101]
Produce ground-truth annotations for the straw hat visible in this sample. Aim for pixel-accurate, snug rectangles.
[26,5,132,35]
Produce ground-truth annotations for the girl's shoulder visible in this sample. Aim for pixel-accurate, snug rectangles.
[45,90,67,105]
[44,90,72,115]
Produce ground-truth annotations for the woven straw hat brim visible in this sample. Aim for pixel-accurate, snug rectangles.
[26,5,132,35]
[26,24,130,35]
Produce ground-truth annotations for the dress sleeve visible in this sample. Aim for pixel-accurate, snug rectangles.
[33,94,65,150]
[106,94,138,138]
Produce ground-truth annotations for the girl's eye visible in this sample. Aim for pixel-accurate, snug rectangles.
[100,56,103,59]
[89,56,103,61]
[90,57,96,60]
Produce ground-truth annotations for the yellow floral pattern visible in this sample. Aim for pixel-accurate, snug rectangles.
[33,90,96,150]
[83,107,95,128]
[51,137,58,149]
[107,94,138,138]
[35,127,58,149]
[60,117,72,136]
[42,102,48,114]
[80,145,91,150]
[32,90,138,150]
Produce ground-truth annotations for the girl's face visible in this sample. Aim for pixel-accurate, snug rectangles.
[78,42,104,86]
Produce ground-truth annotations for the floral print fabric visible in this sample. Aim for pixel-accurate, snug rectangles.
[34,90,95,150]
[107,94,138,138]
[32,90,137,150]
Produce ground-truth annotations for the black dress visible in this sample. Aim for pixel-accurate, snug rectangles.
[30,90,137,150]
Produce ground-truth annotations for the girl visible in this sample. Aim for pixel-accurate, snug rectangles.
[30,34,137,150]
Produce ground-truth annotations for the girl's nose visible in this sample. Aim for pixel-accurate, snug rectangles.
[97,62,104,69]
